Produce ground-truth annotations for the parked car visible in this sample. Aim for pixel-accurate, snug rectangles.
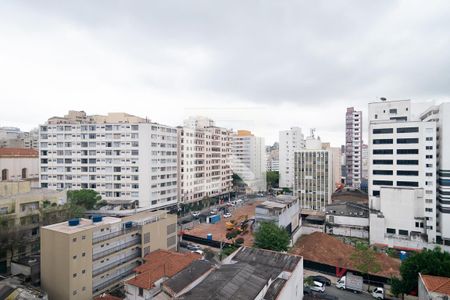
[191,249,204,255]
[223,212,232,218]
[311,275,331,286]
[309,281,325,293]
[186,244,201,251]
[191,211,200,217]
[371,287,385,299]
[210,208,218,215]
[179,240,189,248]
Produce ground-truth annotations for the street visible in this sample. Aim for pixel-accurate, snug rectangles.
[323,285,374,300]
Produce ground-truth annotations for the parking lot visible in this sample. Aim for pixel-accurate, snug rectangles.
[182,199,265,246]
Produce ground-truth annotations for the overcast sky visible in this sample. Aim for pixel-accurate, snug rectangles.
[1,1,449,146]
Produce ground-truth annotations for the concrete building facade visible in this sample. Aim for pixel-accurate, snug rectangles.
[39,111,178,210]
[0,148,39,182]
[420,102,450,246]
[177,117,233,205]
[41,210,177,300]
[231,130,266,192]
[279,127,305,189]
[294,135,333,213]
[345,107,363,188]
[368,99,439,249]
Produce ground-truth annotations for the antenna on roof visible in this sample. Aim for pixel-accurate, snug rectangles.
[380,97,387,102]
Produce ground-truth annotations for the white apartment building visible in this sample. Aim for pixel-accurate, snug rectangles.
[266,146,279,172]
[294,135,333,212]
[279,127,305,188]
[420,102,450,247]
[39,111,178,210]
[368,99,438,248]
[231,130,266,192]
[345,107,363,188]
[177,116,233,205]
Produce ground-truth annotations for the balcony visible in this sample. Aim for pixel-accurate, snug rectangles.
[92,226,139,244]
[93,262,139,294]
[93,250,141,277]
[93,237,140,261]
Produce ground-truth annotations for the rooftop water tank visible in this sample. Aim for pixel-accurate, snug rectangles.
[92,215,103,223]
[68,218,80,226]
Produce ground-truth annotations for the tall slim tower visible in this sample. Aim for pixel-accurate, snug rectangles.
[279,127,305,189]
[345,107,362,188]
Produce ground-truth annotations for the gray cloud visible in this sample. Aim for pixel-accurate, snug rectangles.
[1,0,450,146]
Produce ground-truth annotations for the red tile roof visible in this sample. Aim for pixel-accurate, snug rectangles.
[126,250,201,290]
[421,274,450,296]
[0,148,38,157]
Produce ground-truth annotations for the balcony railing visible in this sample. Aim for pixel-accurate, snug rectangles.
[92,226,139,244]
[93,237,140,261]
[93,262,139,293]
[92,250,141,277]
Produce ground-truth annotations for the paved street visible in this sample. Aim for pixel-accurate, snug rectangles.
[323,285,373,300]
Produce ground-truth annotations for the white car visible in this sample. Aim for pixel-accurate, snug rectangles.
[191,211,200,217]
[223,212,232,218]
[191,249,204,255]
[309,281,325,293]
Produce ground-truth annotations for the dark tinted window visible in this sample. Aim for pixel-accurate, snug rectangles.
[373,149,393,155]
[373,139,393,144]
[397,138,419,144]
[373,160,393,165]
[373,170,393,175]
[373,180,393,186]
[397,149,419,155]
[397,170,419,176]
[397,127,419,133]
[397,160,419,165]
[373,128,393,134]
[397,181,419,187]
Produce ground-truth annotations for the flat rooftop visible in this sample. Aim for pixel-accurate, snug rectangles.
[43,217,121,234]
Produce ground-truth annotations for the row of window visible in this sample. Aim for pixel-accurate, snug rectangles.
[373,127,419,134]
[372,180,419,187]
[373,149,422,155]
[372,170,421,176]
[373,138,420,144]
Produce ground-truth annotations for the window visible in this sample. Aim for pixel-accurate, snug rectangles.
[144,233,150,244]
[73,290,77,296]
[82,252,86,257]
[139,288,144,297]
[426,137,433,141]
[82,269,86,274]
[72,238,77,242]
[426,155,433,159]
[426,173,433,177]
[73,273,77,278]
[373,139,393,144]
[397,170,419,176]
[426,208,433,213]
[397,160,418,165]
[373,191,380,196]
[373,128,393,134]
[397,149,418,155]
[73,255,77,260]
[426,146,433,150]
[399,230,408,236]
[167,223,176,235]
[390,109,398,114]
[397,127,419,133]
[373,170,393,175]
[373,160,393,165]
[373,180,393,186]
[397,181,419,187]
[373,149,393,155]
[386,228,396,234]
[397,138,419,144]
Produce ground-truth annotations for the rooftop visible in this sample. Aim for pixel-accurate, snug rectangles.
[256,195,297,211]
[325,202,370,218]
[126,250,201,290]
[420,273,450,296]
[263,277,287,300]
[182,247,302,300]
[163,260,214,295]
[0,148,38,158]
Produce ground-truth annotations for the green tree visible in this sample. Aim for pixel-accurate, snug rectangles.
[350,242,381,290]
[266,171,280,189]
[390,247,450,297]
[67,189,102,210]
[254,221,290,252]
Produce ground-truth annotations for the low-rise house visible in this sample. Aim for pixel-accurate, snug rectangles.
[418,273,450,300]
[125,250,204,300]
[255,195,301,244]
[181,247,304,300]
[325,202,369,239]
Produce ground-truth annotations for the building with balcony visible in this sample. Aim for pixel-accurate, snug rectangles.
[231,130,266,192]
[0,180,66,272]
[345,107,363,188]
[39,110,178,210]
[279,127,305,189]
[176,117,233,205]
[40,210,177,300]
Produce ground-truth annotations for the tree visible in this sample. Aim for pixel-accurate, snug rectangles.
[390,247,450,297]
[350,242,381,290]
[254,221,290,252]
[266,171,280,189]
[67,189,102,210]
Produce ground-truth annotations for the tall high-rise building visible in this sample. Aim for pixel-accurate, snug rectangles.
[368,99,438,248]
[231,130,266,192]
[39,111,178,211]
[345,107,363,188]
[41,210,177,300]
[279,127,305,189]
[294,133,333,212]
[420,102,450,247]
[177,116,233,205]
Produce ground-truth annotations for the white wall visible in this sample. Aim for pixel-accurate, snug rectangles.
[276,257,304,300]
[0,157,38,180]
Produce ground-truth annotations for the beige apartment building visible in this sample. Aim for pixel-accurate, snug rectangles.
[41,210,177,300]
